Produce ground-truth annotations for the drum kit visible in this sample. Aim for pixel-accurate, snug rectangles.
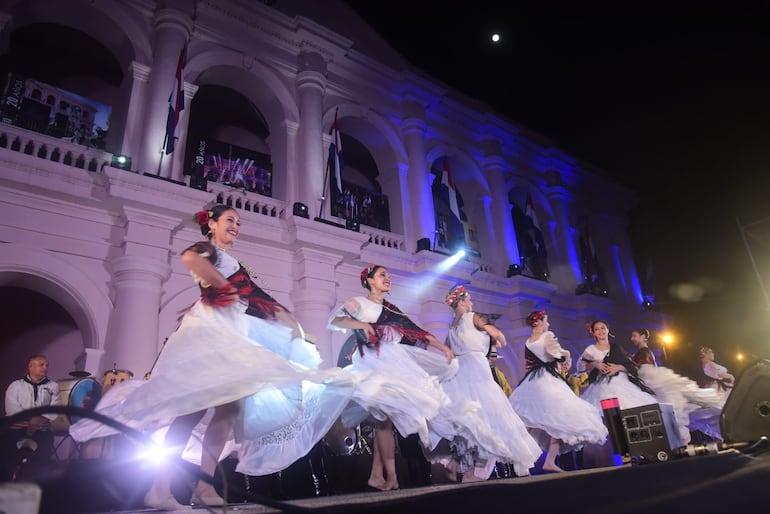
[51,366,135,459]
[323,418,373,456]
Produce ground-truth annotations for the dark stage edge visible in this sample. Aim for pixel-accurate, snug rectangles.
[23,449,770,514]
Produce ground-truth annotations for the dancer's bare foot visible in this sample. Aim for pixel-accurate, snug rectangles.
[368,477,388,490]
[461,471,485,483]
[541,464,565,473]
[445,460,459,482]
[381,479,399,491]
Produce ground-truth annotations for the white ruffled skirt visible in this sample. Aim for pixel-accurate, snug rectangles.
[638,364,725,445]
[69,299,361,476]
[511,370,608,453]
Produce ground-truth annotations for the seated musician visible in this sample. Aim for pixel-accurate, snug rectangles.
[2,354,62,480]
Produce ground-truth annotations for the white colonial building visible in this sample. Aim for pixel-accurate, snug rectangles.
[0,0,666,401]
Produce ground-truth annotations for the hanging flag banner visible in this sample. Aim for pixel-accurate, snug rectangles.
[164,47,185,155]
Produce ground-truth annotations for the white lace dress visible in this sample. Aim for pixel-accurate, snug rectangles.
[70,247,362,476]
[510,331,608,453]
[578,344,658,411]
[328,297,499,455]
[441,312,542,477]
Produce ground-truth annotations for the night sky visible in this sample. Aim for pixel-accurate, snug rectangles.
[345,1,770,376]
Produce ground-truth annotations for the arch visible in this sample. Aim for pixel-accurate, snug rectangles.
[323,104,408,163]
[323,104,410,234]
[5,0,150,65]
[187,50,299,125]
[0,244,112,352]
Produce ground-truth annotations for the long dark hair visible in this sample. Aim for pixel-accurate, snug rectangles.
[198,204,236,238]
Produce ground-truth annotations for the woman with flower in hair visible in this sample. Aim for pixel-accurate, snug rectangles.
[510,311,607,472]
[578,320,657,412]
[328,265,496,491]
[71,205,359,510]
[439,286,541,481]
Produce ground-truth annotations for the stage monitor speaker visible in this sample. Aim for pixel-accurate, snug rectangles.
[721,358,770,444]
[620,402,680,463]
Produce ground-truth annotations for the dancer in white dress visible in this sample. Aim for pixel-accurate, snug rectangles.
[631,329,724,446]
[690,346,735,441]
[328,266,498,491]
[70,205,360,510]
[510,310,607,472]
[578,320,658,411]
[699,346,734,405]
[439,286,541,481]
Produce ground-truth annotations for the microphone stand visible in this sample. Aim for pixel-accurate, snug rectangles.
[144,337,168,380]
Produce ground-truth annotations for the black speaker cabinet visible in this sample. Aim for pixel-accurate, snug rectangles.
[721,359,770,444]
[620,403,680,463]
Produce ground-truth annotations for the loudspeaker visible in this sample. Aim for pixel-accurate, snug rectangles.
[721,359,770,444]
[416,237,431,253]
[620,403,680,463]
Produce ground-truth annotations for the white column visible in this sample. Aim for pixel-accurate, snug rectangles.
[103,207,179,376]
[290,248,342,369]
[284,120,300,207]
[119,61,150,167]
[106,255,170,376]
[483,150,519,274]
[137,8,192,176]
[545,185,581,290]
[401,114,435,249]
[295,52,327,217]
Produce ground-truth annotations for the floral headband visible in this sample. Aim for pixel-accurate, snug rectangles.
[360,264,377,288]
[193,209,214,226]
[445,285,469,307]
[527,310,547,326]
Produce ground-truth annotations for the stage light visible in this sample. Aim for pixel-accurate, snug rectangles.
[292,202,309,218]
[416,237,431,253]
[134,442,172,466]
[641,298,655,311]
[345,218,360,232]
[110,154,132,171]
[454,248,466,258]
[507,264,521,277]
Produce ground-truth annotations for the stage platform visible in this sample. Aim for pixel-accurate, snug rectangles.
[11,448,770,514]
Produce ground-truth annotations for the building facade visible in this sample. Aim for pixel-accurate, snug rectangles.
[0,0,666,398]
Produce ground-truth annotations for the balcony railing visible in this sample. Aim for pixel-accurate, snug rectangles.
[0,122,111,172]
[360,225,405,251]
[207,181,286,219]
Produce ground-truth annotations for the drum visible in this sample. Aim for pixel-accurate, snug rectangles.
[323,417,357,456]
[55,377,102,427]
[102,369,134,393]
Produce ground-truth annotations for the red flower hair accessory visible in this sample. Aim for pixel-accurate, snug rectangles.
[445,285,469,307]
[193,209,214,226]
[526,310,547,327]
[360,264,377,288]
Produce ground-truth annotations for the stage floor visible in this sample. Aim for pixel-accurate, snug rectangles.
[20,448,770,514]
